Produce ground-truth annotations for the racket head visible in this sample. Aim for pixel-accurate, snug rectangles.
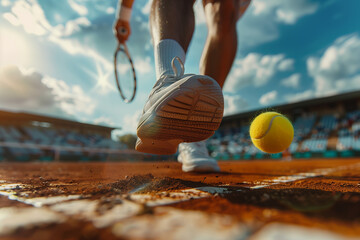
[114,43,137,103]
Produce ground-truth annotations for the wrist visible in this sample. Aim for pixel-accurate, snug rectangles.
[118,6,132,21]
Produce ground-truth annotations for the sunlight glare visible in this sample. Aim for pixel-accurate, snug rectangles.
[84,59,115,94]
[0,29,30,66]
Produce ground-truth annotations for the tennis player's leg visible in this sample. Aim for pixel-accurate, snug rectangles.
[136,0,224,155]
[178,0,251,172]
[200,0,241,87]
[200,0,251,86]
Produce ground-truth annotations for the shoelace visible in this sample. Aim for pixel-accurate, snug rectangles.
[171,56,184,78]
[148,57,185,99]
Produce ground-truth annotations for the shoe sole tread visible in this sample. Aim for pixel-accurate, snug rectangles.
[136,76,224,154]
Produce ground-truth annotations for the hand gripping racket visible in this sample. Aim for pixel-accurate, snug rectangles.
[114,43,137,103]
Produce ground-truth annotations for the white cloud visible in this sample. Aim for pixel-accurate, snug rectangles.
[2,0,154,89]
[68,0,88,16]
[48,34,103,60]
[48,35,113,79]
[281,73,300,88]
[307,34,360,95]
[237,13,278,49]
[47,36,115,96]
[223,94,248,116]
[252,0,318,24]
[3,13,21,26]
[285,35,360,104]
[0,66,96,118]
[94,117,115,127]
[224,53,294,92]
[0,66,57,113]
[335,75,360,93]
[285,89,314,103]
[278,59,294,71]
[43,77,96,116]
[52,17,91,37]
[194,0,206,25]
[3,0,151,97]
[142,0,152,15]
[135,57,152,74]
[259,90,277,106]
[0,28,31,67]
[119,110,142,134]
[197,0,317,27]
[234,0,319,49]
[1,0,11,7]
[4,0,91,38]
[106,7,115,15]
[4,0,52,35]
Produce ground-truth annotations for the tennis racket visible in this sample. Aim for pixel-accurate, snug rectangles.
[114,43,137,103]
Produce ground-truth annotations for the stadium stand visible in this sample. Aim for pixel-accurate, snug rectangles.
[1,90,360,162]
[0,110,138,162]
[336,110,360,152]
[211,90,360,160]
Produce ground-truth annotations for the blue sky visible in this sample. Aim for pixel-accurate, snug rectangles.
[0,0,360,136]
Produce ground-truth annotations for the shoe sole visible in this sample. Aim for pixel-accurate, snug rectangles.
[136,76,224,155]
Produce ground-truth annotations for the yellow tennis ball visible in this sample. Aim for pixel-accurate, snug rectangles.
[250,112,294,154]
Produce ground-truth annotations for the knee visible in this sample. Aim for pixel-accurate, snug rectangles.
[203,0,238,37]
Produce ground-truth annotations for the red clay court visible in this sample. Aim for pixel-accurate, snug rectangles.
[1,158,359,239]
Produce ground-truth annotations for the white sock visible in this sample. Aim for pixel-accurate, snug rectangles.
[154,39,186,79]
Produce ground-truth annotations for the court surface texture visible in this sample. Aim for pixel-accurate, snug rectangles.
[0,158,359,240]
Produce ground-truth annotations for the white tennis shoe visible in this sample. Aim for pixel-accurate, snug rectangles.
[178,141,220,172]
[136,57,224,155]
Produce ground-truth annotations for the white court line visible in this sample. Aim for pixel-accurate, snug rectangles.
[245,162,360,189]
[252,222,357,240]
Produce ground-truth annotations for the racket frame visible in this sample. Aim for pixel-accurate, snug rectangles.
[114,43,137,103]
